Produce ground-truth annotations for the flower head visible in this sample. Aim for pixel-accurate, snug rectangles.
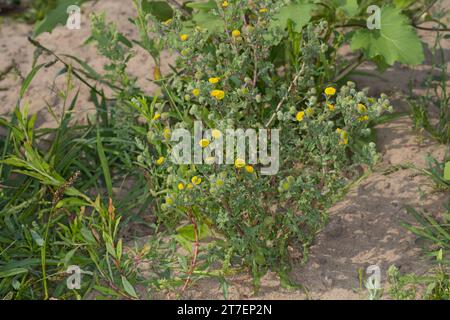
[327,104,335,111]
[232,29,241,38]
[305,107,314,117]
[259,8,268,13]
[153,113,161,121]
[199,139,210,148]
[192,88,200,97]
[180,34,189,41]
[212,129,222,139]
[208,77,220,84]
[163,128,171,139]
[324,87,336,96]
[296,111,305,122]
[245,165,254,174]
[191,176,202,185]
[357,103,367,113]
[222,1,229,8]
[211,90,225,100]
[156,156,165,165]
[178,183,185,190]
[235,158,245,168]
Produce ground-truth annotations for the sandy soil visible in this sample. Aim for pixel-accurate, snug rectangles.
[0,0,449,300]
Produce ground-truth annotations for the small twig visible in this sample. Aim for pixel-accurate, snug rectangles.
[181,210,199,293]
[333,54,364,83]
[265,63,305,128]
[412,23,450,32]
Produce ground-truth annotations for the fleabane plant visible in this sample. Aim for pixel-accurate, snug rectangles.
[127,0,393,287]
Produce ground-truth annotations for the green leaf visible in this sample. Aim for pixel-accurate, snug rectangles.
[444,161,450,181]
[334,0,359,17]
[350,5,424,66]
[270,0,315,33]
[176,223,211,242]
[121,276,138,298]
[393,0,415,9]
[96,128,113,198]
[191,10,224,33]
[0,268,28,279]
[33,0,82,37]
[141,0,174,21]
[186,0,217,11]
[30,230,44,247]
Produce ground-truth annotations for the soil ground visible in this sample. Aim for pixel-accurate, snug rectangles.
[0,0,449,300]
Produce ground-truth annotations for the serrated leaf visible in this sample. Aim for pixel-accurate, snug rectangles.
[121,276,138,298]
[270,0,315,33]
[350,5,424,66]
[33,0,82,37]
[444,161,450,181]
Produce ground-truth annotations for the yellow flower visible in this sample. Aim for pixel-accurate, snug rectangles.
[192,88,200,97]
[245,165,254,173]
[235,158,245,168]
[163,127,171,139]
[180,34,189,41]
[357,103,367,113]
[156,156,165,165]
[324,87,336,96]
[187,183,194,189]
[259,8,268,13]
[208,77,220,84]
[211,90,225,100]
[212,129,222,139]
[163,19,173,26]
[327,104,335,111]
[296,111,305,122]
[178,183,185,190]
[306,107,314,117]
[336,129,348,145]
[222,1,229,8]
[199,139,210,148]
[232,29,241,38]
[153,113,161,120]
[216,179,224,187]
[358,115,369,122]
[165,197,173,206]
[191,176,202,185]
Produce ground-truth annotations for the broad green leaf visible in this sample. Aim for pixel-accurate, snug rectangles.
[350,5,424,66]
[34,0,83,37]
[334,0,359,17]
[191,10,224,33]
[141,0,174,21]
[270,0,315,33]
[444,161,450,181]
[176,223,211,242]
[121,276,138,298]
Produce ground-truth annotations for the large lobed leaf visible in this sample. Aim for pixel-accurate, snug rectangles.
[350,5,424,66]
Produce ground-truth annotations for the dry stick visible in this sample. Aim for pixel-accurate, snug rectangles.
[181,210,199,293]
[265,63,305,128]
